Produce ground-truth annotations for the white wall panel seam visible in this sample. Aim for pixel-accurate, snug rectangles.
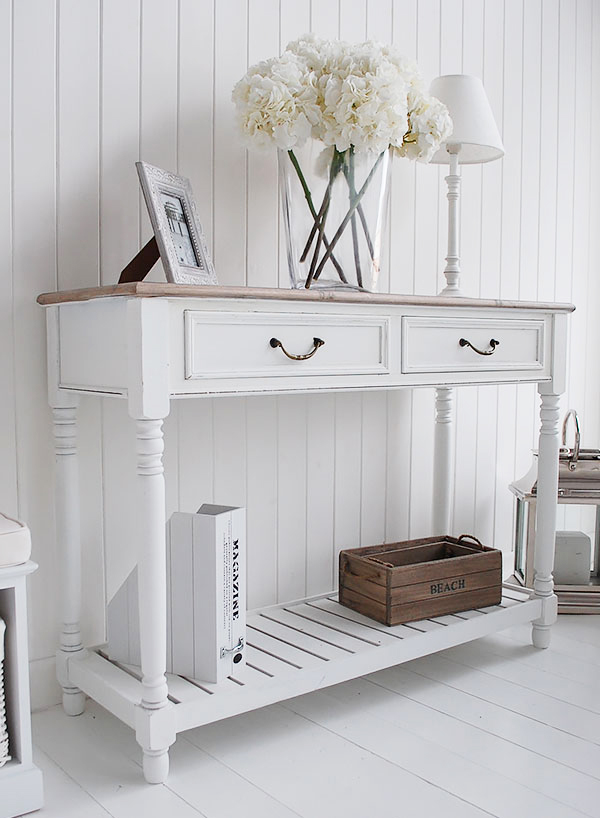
[8,0,19,516]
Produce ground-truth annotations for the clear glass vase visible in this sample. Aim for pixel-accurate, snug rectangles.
[279,141,392,291]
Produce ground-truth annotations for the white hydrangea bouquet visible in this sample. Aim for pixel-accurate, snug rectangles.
[233,35,452,290]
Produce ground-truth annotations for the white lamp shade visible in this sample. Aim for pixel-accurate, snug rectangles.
[429,74,504,164]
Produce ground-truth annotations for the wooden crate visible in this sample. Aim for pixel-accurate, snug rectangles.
[339,535,502,626]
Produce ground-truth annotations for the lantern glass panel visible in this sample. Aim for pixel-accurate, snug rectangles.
[514,498,528,584]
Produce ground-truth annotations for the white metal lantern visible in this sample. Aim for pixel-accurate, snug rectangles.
[510,411,600,613]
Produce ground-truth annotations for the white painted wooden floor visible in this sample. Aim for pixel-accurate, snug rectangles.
[27,615,600,818]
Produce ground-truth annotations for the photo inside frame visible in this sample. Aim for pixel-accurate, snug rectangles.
[160,191,204,269]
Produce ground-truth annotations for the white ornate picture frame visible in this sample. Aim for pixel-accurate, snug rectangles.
[136,161,217,285]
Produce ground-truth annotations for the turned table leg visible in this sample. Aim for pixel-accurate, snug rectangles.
[133,417,174,784]
[433,386,455,535]
[532,387,561,649]
[52,401,86,716]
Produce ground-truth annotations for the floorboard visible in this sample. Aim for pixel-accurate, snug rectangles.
[28,616,600,818]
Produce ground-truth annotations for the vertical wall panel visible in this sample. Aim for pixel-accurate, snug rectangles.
[0,0,17,516]
[367,2,393,295]
[390,0,417,298]
[461,0,485,297]
[408,0,440,540]
[100,0,141,603]
[178,0,214,238]
[247,0,280,289]
[139,0,178,280]
[246,397,278,608]
[340,0,367,41]
[57,0,100,291]
[567,0,593,536]
[57,0,104,645]
[311,0,340,38]
[306,394,335,597]
[438,0,463,275]
[494,0,524,555]
[367,0,392,44]
[500,0,523,300]
[278,3,310,287]
[584,1,600,467]
[360,393,387,546]
[519,0,542,303]
[334,394,362,579]
[475,0,504,547]
[570,0,591,412]
[555,1,579,533]
[100,0,141,283]
[12,0,57,660]
[213,0,247,284]
[139,0,180,524]
[390,5,418,537]
[384,391,411,543]
[537,0,559,304]
[554,0,577,307]
[280,1,310,49]
[177,0,216,564]
[414,0,440,297]
[277,395,308,601]
[513,0,541,510]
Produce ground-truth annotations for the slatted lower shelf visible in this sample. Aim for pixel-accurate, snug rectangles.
[70,584,541,735]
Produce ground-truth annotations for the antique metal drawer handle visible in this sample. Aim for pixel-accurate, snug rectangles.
[270,336,325,361]
[459,337,500,356]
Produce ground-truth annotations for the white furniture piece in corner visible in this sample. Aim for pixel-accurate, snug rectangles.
[38,282,572,784]
[0,561,43,818]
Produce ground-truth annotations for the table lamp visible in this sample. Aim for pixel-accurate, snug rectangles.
[429,74,504,295]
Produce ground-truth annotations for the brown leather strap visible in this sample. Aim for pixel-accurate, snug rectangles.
[118,236,160,283]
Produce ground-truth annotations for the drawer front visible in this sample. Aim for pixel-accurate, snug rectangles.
[184,311,390,379]
[401,317,545,374]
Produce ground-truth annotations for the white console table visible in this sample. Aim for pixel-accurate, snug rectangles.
[38,282,573,784]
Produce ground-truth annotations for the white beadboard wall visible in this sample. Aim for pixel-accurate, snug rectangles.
[1,0,599,708]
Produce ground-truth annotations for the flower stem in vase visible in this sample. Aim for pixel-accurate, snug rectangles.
[300,182,331,263]
[287,149,346,283]
[343,149,375,266]
[312,150,385,283]
[347,148,363,289]
[306,187,331,284]
[305,152,344,288]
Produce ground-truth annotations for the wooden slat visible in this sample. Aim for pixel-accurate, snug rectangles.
[263,607,373,653]
[244,645,298,678]
[312,597,416,638]
[245,628,328,669]
[227,664,269,686]
[286,602,398,647]
[250,614,351,660]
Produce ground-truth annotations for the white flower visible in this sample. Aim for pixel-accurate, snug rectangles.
[231,52,318,150]
[232,35,452,161]
[397,93,453,162]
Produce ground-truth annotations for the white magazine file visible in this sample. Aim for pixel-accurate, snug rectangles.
[107,505,246,683]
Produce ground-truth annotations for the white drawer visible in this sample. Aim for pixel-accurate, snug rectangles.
[184,311,390,379]
[401,317,545,374]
